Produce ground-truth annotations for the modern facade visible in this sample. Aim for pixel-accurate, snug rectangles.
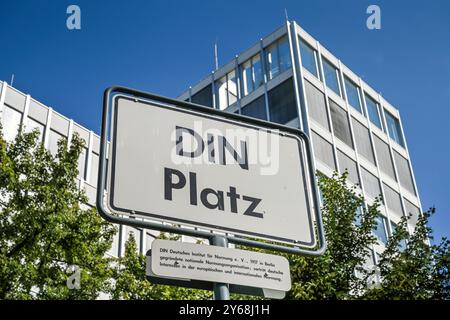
[177,21,423,266]
[0,21,422,269]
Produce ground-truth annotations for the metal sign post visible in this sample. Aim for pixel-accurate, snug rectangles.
[96,86,327,299]
[210,235,230,300]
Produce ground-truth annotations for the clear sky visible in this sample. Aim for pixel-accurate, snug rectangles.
[0,0,449,243]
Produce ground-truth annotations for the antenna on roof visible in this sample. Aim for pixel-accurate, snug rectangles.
[10,74,15,87]
[214,38,219,71]
[284,8,289,22]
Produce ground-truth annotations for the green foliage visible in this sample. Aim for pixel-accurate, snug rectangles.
[362,209,449,300]
[0,126,116,299]
[280,172,380,299]
[109,232,212,300]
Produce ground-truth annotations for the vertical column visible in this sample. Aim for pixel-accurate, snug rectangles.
[43,108,53,149]
[259,39,270,121]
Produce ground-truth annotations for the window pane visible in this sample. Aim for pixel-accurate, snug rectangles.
[373,135,396,180]
[215,76,228,110]
[304,80,329,131]
[191,84,213,108]
[48,130,64,156]
[393,151,416,195]
[361,167,381,199]
[1,105,22,142]
[24,118,45,142]
[329,99,353,148]
[383,183,403,216]
[267,79,297,124]
[337,149,360,185]
[311,131,336,170]
[365,94,382,129]
[299,39,318,77]
[89,152,99,187]
[278,37,292,73]
[266,43,279,80]
[253,54,263,89]
[241,95,267,120]
[241,60,253,96]
[384,110,405,147]
[227,70,238,106]
[344,77,362,113]
[323,58,340,95]
[352,118,375,164]
[374,215,388,245]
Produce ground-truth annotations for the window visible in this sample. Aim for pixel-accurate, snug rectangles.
[383,183,403,216]
[241,95,267,120]
[374,214,388,245]
[191,84,213,107]
[265,37,292,80]
[304,80,329,131]
[329,99,353,148]
[24,118,45,143]
[89,152,99,187]
[365,94,382,130]
[384,110,405,147]
[344,76,362,113]
[354,206,363,226]
[352,118,375,164]
[267,79,297,124]
[322,58,341,96]
[361,167,381,199]
[48,130,64,157]
[373,135,396,180]
[299,39,318,77]
[240,54,263,96]
[1,105,22,142]
[393,151,416,195]
[311,131,336,170]
[337,149,360,185]
[215,70,238,110]
[404,198,420,229]
[390,221,407,251]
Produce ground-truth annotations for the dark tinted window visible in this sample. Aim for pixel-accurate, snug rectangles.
[241,95,267,120]
[267,79,297,124]
[329,99,353,148]
[191,84,213,107]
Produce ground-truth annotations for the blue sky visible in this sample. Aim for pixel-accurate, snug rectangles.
[0,0,449,243]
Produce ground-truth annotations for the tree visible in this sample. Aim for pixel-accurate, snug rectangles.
[0,126,116,299]
[109,232,212,300]
[362,208,449,300]
[273,172,380,299]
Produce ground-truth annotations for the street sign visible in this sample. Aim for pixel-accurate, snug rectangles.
[145,250,286,299]
[97,87,326,256]
[149,240,291,292]
[106,93,315,247]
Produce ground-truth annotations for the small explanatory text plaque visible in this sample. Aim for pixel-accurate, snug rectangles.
[150,240,291,291]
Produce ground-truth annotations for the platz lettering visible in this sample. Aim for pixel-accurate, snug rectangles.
[164,167,263,218]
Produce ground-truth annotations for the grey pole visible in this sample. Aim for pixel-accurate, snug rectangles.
[210,235,230,300]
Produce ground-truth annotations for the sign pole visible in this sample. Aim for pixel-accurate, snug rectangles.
[210,235,230,300]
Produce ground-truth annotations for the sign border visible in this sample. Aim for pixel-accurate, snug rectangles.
[97,86,326,256]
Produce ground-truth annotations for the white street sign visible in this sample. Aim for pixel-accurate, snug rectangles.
[107,95,316,246]
[149,240,291,292]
